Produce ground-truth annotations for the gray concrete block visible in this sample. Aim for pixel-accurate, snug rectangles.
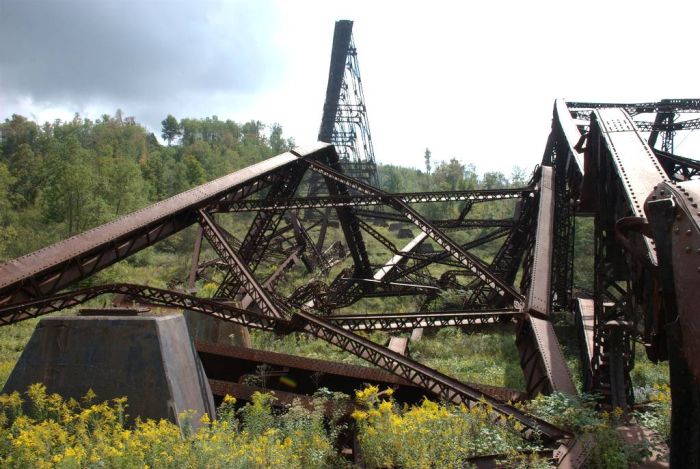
[2,314,215,429]
[185,311,251,347]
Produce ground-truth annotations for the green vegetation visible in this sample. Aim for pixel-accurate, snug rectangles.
[0,383,667,468]
[0,113,293,262]
[0,384,349,468]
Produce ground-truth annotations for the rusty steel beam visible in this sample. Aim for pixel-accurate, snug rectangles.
[526,166,556,317]
[584,108,672,407]
[464,194,536,308]
[237,163,308,271]
[239,251,300,310]
[316,147,372,278]
[515,167,577,397]
[328,309,521,331]
[216,188,531,212]
[383,228,511,284]
[293,307,568,441]
[645,181,700,465]
[215,165,307,298]
[196,341,528,404]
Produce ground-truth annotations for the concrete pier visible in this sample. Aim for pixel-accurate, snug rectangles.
[2,313,215,430]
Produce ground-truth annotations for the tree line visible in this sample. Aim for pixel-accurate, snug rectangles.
[0,113,530,263]
[0,113,293,261]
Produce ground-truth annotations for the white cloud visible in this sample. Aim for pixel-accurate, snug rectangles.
[2,0,699,175]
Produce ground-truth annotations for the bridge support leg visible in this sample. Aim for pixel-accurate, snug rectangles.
[668,321,700,467]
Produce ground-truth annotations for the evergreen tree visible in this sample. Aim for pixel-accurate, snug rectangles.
[161,114,181,145]
[424,148,432,175]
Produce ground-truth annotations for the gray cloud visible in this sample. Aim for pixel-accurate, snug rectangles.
[0,0,281,123]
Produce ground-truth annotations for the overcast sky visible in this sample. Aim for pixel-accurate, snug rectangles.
[1,0,699,175]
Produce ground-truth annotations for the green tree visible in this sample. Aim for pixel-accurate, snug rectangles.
[7,143,42,207]
[269,123,287,154]
[0,163,18,259]
[161,114,182,146]
[424,148,432,175]
[183,155,207,187]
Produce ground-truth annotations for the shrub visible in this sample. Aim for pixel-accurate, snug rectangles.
[0,384,346,468]
[351,385,542,468]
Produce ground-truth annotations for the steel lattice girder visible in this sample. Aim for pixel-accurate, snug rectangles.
[215,188,531,212]
[328,309,521,331]
[215,162,309,298]
[0,281,568,442]
[0,284,283,330]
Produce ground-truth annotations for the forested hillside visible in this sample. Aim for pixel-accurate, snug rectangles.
[0,113,294,261]
[0,112,527,263]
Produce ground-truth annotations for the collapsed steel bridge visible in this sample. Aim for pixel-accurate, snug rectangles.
[2,97,700,464]
[2,17,700,464]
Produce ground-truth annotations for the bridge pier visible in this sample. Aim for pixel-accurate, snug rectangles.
[2,313,216,430]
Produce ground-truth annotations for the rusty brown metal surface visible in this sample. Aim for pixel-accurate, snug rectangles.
[648,180,700,386]
[526,166,555,317]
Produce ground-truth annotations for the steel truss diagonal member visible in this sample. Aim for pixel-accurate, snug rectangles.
[294,308,568,442]
[383,228,511,284]
[300,153,523,304]
[516,166,577,396]
[198,210,287,320]
[0,283,282,331]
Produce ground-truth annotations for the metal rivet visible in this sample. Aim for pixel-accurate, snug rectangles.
[686,246,692,253]
[674,227,680,234]
[687,230,693,236]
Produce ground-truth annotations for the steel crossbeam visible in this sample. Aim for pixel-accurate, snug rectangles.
[328,309,521,331]
[383,228,511,284]
[216,188,530,212]
[464,195,536,308]
[215,163,308,298]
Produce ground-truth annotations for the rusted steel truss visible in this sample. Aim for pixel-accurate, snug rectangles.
[2,99,700,463]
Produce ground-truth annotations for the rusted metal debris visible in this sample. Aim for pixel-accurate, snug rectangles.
[0,99,699,464]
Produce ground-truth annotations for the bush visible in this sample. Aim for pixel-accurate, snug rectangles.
[0,384,347,468]
[351,385,544,468]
